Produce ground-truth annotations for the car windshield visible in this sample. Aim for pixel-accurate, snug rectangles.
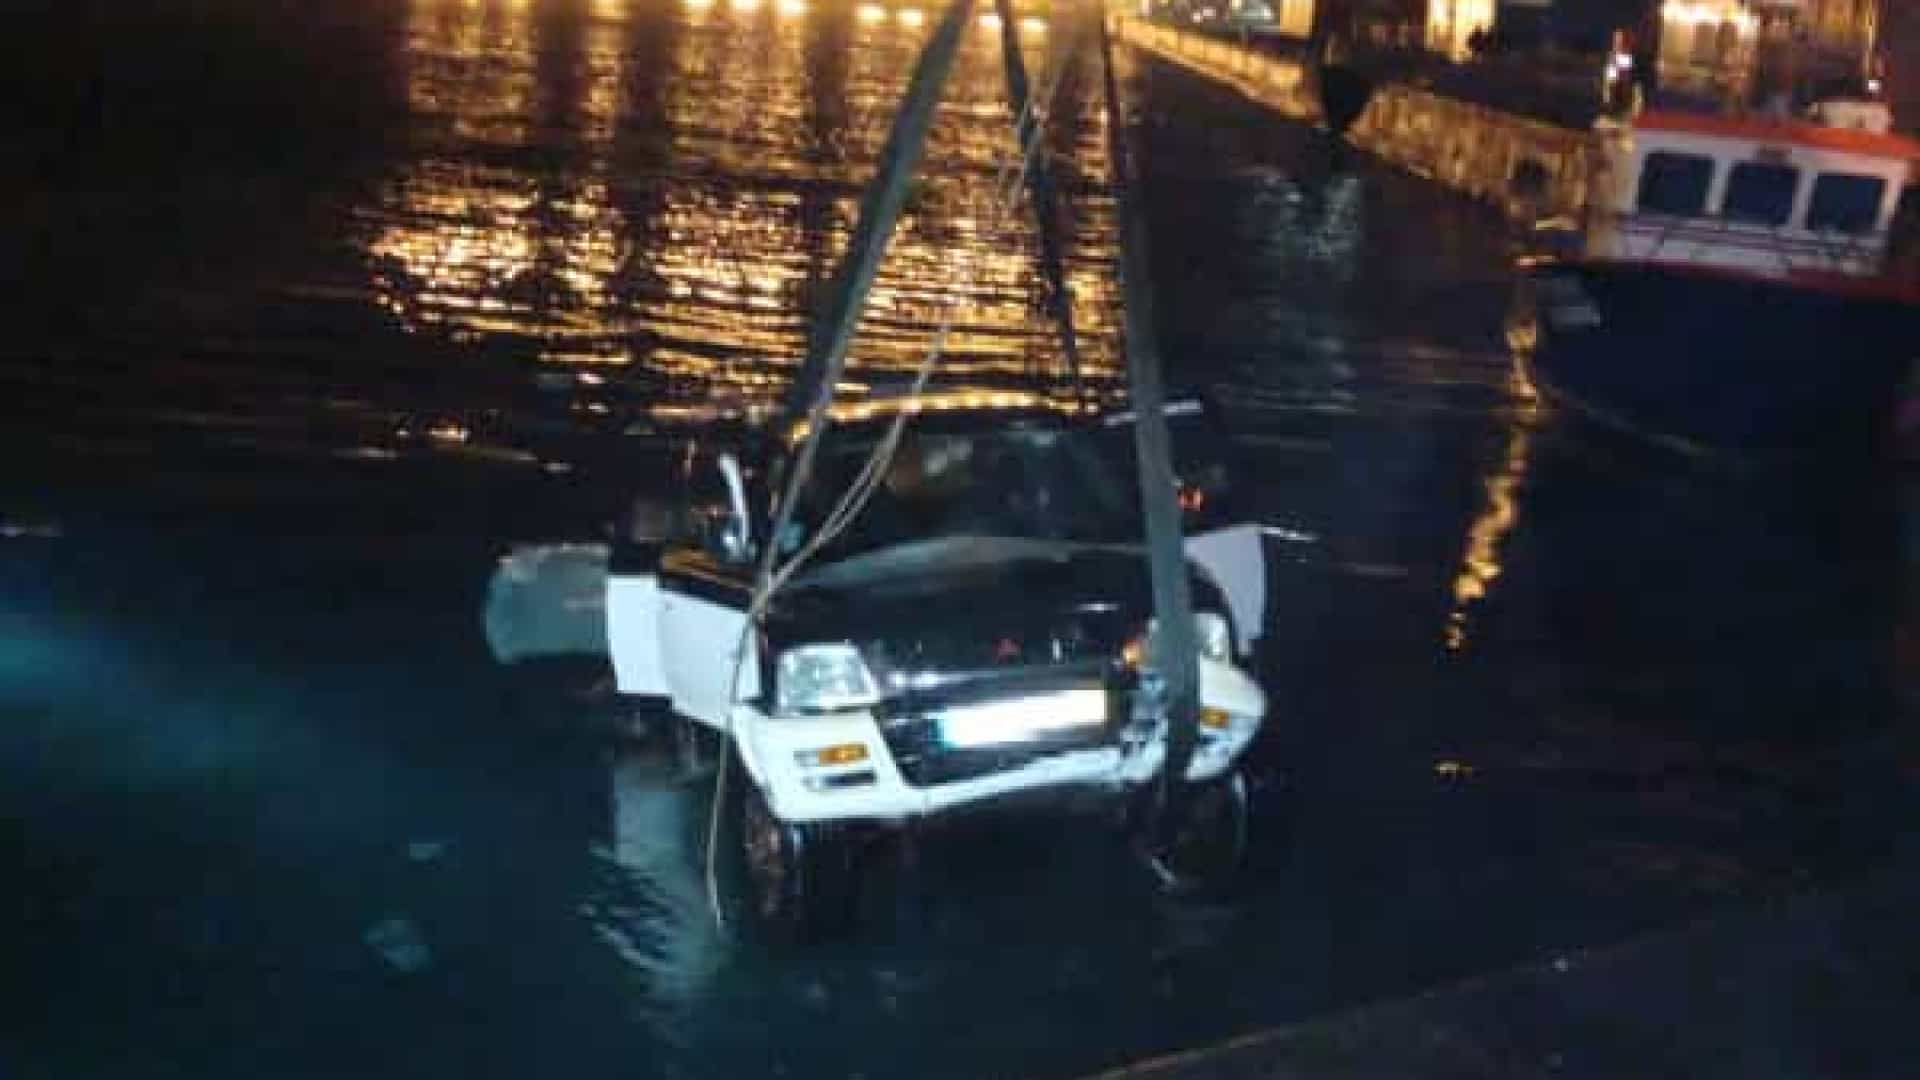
[789,424,1137,559]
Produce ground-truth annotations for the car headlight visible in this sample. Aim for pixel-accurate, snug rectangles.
[1126,612,1233,667]
[776,643,880,715]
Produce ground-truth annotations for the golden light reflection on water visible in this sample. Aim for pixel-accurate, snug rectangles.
[404,0,536,145]
[1443,361,1541,652]
[369,0,634,364]
[358,0,1118,411]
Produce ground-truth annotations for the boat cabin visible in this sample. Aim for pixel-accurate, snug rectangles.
[1589,109,1920,281]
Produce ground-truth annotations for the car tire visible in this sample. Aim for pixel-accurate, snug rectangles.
[1136,769,1250,897]
[726,764,858,942]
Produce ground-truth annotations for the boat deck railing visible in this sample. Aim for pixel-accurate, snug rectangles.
[1596,209,1893,278]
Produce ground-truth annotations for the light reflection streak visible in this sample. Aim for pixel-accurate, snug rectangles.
[1444,363,1541,652]
[585,753,728,1007]
[580,13,626,145]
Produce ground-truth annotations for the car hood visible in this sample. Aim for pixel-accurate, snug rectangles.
[768,536,1226,669]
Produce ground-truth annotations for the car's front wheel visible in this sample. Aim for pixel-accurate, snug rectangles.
[1136,769,1250,896]
[729,770,856,941]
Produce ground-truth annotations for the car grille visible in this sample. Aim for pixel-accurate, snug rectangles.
[875,668,1129,788]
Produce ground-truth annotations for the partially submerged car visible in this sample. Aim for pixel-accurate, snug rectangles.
[601,402,1274,932]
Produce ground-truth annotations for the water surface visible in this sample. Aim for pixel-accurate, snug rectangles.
[3,3,1908,1078]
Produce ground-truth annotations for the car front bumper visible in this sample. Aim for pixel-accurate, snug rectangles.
[736,658,1266,824]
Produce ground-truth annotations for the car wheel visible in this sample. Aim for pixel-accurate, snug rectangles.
[731,771,857,941]
[1138,769,1250,896]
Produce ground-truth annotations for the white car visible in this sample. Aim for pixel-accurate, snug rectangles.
[603,405,1273,934]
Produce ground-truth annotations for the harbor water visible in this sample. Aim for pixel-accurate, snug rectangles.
[4,3,1909,1077]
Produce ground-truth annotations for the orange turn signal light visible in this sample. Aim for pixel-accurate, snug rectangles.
[1199,707,1232,730]
[797,743,869,768]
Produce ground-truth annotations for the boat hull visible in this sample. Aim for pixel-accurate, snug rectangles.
[1516,261,1918,455]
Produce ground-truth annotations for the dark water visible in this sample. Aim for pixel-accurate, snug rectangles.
[4,3,1910,1078]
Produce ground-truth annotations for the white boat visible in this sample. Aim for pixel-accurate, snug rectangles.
[1514,103,1920,453]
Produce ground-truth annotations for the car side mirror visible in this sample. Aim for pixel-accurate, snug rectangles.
[708,518,751,563]
[710,452,754,564]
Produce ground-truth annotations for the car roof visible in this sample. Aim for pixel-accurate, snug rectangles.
[782,402,1099,448]
[773,396,1214,449]
[830,406,1089,440]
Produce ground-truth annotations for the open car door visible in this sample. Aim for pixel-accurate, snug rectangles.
[1099,399,1270,658]
[484,542,611,666]
[654,449,761,726]
[654,543,758,727]
[605,444,761,723]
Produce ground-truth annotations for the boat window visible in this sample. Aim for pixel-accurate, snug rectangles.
[1721,162,1799,226]
[1805,173,1888,235]
[1636,152,1713,216]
